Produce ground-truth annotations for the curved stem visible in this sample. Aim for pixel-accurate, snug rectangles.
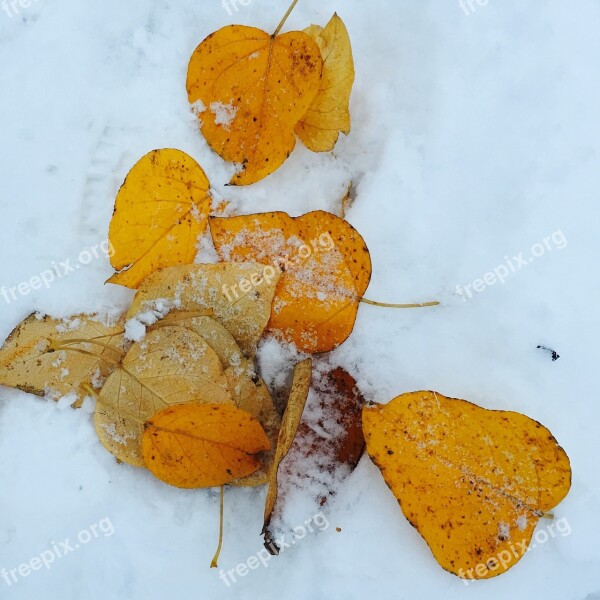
[211,486,225,568]
[50,345,122,368]
[53,337,123,356]
[360,298,440,309]
[273,0,300,36]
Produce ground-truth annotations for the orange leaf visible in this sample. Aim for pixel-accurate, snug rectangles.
[209,210,371,353]
[363,391,572,579]
[142,403,270,488]
[107,149,211,289]
[186,25,323,185]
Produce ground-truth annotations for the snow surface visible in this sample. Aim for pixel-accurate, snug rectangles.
[1,0,600,599]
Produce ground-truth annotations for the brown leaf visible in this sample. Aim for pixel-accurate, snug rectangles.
[262,365,365,550]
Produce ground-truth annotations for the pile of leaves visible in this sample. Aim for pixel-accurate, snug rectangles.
[0,1,571,582]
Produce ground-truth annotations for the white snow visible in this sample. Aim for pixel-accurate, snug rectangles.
[209,101,238,130]
[124,318,147,343]
[1,0,600,599]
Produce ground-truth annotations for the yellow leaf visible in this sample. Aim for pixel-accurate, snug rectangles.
[186,25,323,185]
[126,262,281,356]
[150,310,280,486]
[295,14,355,152]
[362,391,572,579]
[263,358,312,531]
[0,312,127,406]
[142,402,270,488]
[107,149,211,288]
[94,326,232,466]
[225,358,281,487]
[149,311,241,368]
[209,211,371,353]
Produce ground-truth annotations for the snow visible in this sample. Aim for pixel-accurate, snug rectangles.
[209,101,238,130]
[1,0,600,599]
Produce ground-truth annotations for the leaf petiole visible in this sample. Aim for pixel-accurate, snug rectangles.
[210,486,225,568]
[360,298,440,309]
[273,0,300,37]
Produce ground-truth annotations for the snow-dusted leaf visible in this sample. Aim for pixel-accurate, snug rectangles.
[0,312,127,406]
[150,310,280,486]
[363,391,572,579]
[263,365,365,550]
[209,211,372,353]
[187,25,322,185]
[94,326,232,466]
[126,262,281,356]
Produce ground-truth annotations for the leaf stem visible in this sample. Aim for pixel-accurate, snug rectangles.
[360,298,440,309]
[50,345,122,368]
[210,486,225,568]
[273,0,300,37]
[81,383,99,398]
[55,338,123,356]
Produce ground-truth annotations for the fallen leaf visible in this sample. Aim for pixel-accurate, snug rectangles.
[142,402,270,488]
[126,262,281,356]
[362,391,572,579]
[295,14,355,152]
[0,312,127,406]
[107,149,211,288]
[226,358,281,487]
[150,309,281,486]
[209,211,371,353]
[150,311,243,367]
[263,365,365,549]
[263,358,312,533]
[94,326,232,466]
[186,25,323,185]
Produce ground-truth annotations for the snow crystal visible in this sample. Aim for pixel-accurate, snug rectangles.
[209,101,238,130]
[124,318,146,342]
[190,99,206,115]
